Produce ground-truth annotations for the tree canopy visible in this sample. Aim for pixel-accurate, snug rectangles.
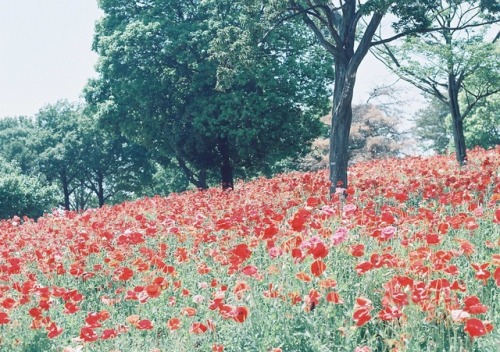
[86,0,333,189]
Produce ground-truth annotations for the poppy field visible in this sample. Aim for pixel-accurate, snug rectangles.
[0,147,499,352]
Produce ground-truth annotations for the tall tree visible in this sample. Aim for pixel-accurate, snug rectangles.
[86,0,333,190]
[272,0,499,192]
[373,0,499,165]
[34,101,83,210]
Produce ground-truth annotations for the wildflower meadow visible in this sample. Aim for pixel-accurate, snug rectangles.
[0,147,499,352]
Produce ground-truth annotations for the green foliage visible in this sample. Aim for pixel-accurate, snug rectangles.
[0,157,57,219]
[463,93,500,149]
[86,0,334,188]
[0,116,39,174]
[414,96,452,154]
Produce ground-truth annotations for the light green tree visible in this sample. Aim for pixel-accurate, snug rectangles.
[373,0,499,164]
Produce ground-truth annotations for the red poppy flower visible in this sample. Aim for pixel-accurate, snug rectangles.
[63,302,79,314]
[0,312,10,325]
[189,322,208,334]
[146,284,162,298]
[311,260,327,277]
[212,344,224,352]
[350,244,365,257]
[464,318,493,338]
[80,326,98,342]
[137,319,154,330]
[167,317,181,331]
[295,272,312,282]
[233,306,249,323]
[463,296,488,314]
[471,263,490,283]
[46,322,63,338]
[114,267,134,281]
[494,267,500,287]
[326,291,343,304]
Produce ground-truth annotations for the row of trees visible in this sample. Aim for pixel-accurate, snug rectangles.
[87,0,498,194]
[0,101,161,218]
[1,88,495,219]
[1,0,498,218]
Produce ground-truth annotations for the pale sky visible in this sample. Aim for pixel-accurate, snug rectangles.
[0,1,420,119]
[0,0,101,118]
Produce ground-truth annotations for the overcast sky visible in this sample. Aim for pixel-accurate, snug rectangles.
[0,1,421,119]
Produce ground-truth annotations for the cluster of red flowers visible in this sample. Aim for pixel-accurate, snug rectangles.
[0,146,498,350]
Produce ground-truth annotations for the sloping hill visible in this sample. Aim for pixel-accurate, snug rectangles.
[0,147,499,351]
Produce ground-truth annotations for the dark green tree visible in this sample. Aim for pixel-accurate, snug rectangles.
[86,0,333,190]
[373,0,499,165]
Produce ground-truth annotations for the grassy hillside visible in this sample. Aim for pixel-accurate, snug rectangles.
[0,147,499,351]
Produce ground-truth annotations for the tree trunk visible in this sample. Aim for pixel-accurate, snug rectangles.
[97,173,105,207]
[448,74,467,165]
[176,156,209,189]
[219,138,234,190]
[61,172,71,210]
[329,61,356,194]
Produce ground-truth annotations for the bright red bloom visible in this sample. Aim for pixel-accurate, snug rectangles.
[353,297,373,327]
[494,267,500,286]
[233,306,249,323]
[326,291,343,304]
[464,318,493,338]
[463,296,488,314]
[46,322,63,338]
[295,272,312,282]
[114,267,134,281]
[378,306,402,321]
[80,326,98,342]
[310,260,327,277]
[0,312,10,324]
[136,319,154,330]
[350,244,365,257]
[471,263,490,283]
[212,344,224,352]
[101,329,118,339]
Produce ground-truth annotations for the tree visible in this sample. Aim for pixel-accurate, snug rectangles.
[34,101,83,210]
[373,0,499,165]
[413,96,452,154]
[349,104,403,162]
[269,0,500,192]
[34,100,155,210]
[301,103,404,169]
[0,157,57,220]
[86,0,333,190]
[268,0,448,193]
[0,116,39,174]
[462,93,500,149]
[77,113,155,207]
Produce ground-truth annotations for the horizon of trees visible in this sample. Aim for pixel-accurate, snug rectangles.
[0,0,498,220]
